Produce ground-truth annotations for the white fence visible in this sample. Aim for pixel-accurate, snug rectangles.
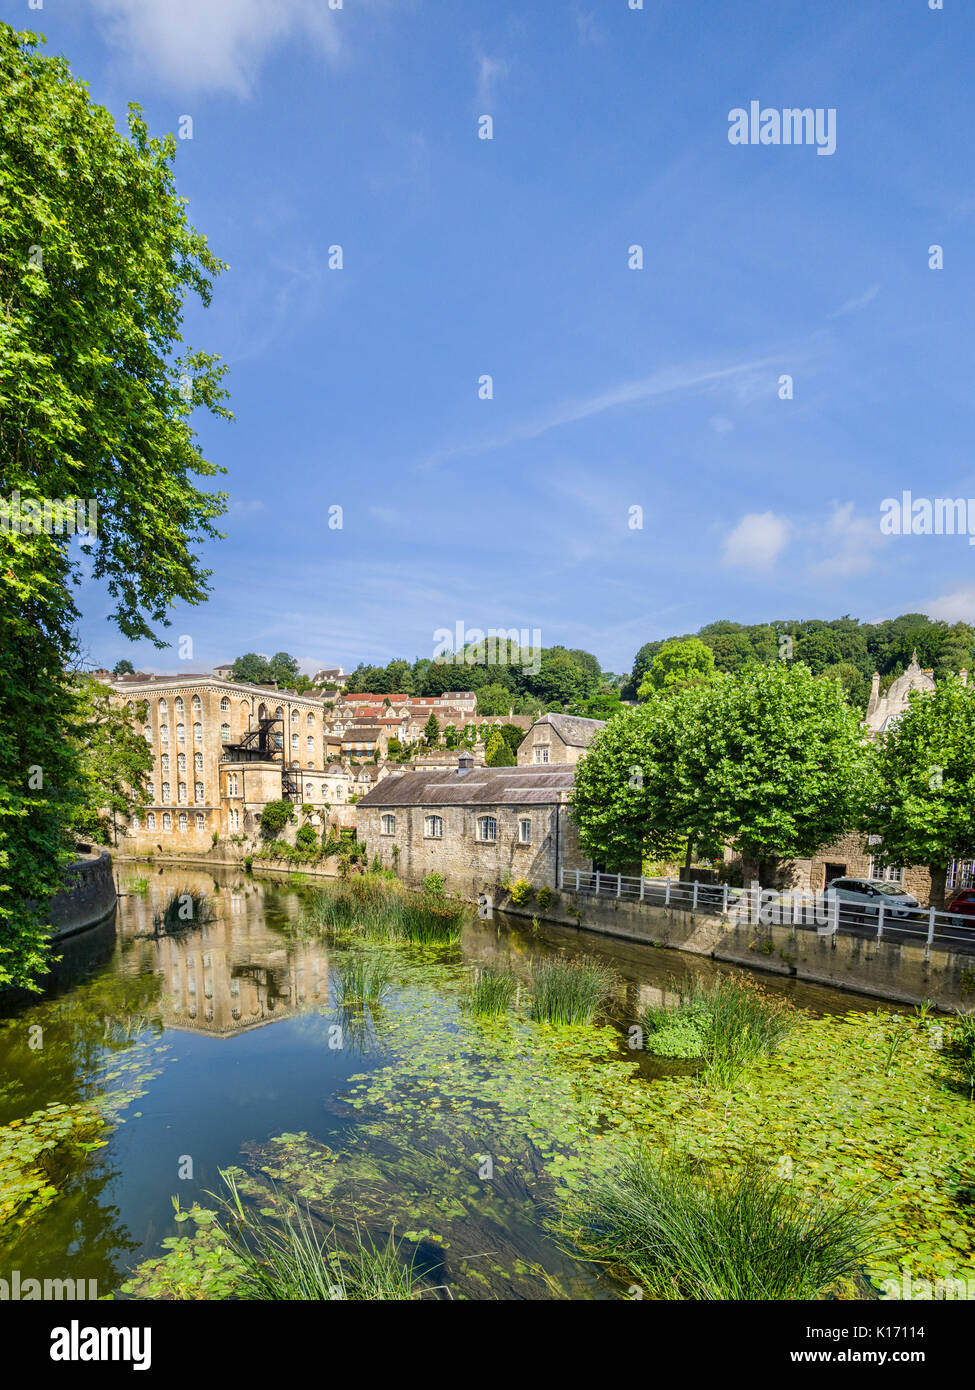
[559,869,975,955]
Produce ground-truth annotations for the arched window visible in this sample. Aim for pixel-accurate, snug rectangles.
[162,812,172,830]
[291,733,298,749]
[306,712,315,725]
[195,782,204,802]
[178,782,187,803]
[161,754,169,773]
[147,813,156,830]
[161,782,171,802]
[160,724,169,743]
[381,814,396,836]
[291,709,298,723]
[476,816,497,843]
[306,736,313,752]
[220,697,230,712]
[178,812,187,832]
[321,784,327,798]
[174,696,184,714]
[176,722,185,743]
[258,703,268,720]
[275,706,284,720]
[177,753,185,773]
[194,752,203,773]
[305,783,313,798]
[144,726,152,742]
[425,815,443,839]
[196,813,205,830]
[194,722,203,743]
[131,814,139,831]
[192,695,201,712]
[220,722,230,743]
[158,698,168,713]
[125,701,134,715]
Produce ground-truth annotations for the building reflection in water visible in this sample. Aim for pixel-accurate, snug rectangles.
[116,876,331,1037]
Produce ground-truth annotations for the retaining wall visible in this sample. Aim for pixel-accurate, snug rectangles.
[48,850,117,939]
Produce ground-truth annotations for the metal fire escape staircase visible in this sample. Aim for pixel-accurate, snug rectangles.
[222,715,300,802]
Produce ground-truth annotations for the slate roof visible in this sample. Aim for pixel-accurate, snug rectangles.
[535,713,605,747]
[356,764,575,808]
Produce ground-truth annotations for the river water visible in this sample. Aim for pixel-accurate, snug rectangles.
[0,863,895,1301]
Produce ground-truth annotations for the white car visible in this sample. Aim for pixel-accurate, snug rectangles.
[825,877,924,921]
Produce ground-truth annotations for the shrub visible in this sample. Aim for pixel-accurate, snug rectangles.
[244,856,253,873]
[510,878,533,906]
[536,886,553,910]
[260,800,295,838]
[560,1149,878,1301]
[295,824,318,856]
[153,888,214,933]
[529,954,616,1025]
[423,872,446,899]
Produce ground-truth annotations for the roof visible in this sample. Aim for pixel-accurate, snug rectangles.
[356,764,576,808]
[534,713,606,746]
[341,726,381,741]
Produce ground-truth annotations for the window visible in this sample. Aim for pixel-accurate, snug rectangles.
[178,782,187,803]
[158,698,168,713]
[307,736,314,752]
[195,752,203,773]
[948,859,975,890]
[161,782,171,803]
[477,816,497,843]
[160,725,169,743]
[161,754,170,773]
[162,812,172,830]
[305,783,313,798]
[307,712,315,725]
[196,813,205,830]
[176,722,186,743]
[519,818,531,844]
[131,815,139,831]
[221,722,230,743]
[177,753,186,773]
[869,860,903,884]
[147,813,156,830]
[192,695,201,713]
[291,733,299,750]
[425,815,444,839]
[291,709,298,723]
[381,814,396,836]
[144,726,152,742]
[178,812,187,832]
[274,732,283,749]
[220,697,230,712]
[321,784,327,798]
[195,782,204,802]
[194,722,203,743]
[174,697,184,713]
[533,746,549,764]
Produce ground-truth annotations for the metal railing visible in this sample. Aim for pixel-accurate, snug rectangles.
[559,869,975,956]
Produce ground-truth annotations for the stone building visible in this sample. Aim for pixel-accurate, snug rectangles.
[109,673,335,853]
[864,651,939,733]
[355,752,592,896]
[516,713,605,766]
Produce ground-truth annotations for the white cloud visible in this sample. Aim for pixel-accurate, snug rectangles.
[919,587,975,625]
[710,415,734,435]
[89,0,344,96]
[722,511,791,571]
[806,501,882,579]
[828,284,881,319]
[476,53,509,108]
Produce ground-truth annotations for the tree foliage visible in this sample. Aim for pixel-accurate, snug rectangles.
[0,27,229,986]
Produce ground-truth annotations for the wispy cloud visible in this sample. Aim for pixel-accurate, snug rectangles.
[828,284,881,319]
[421,354,779,472]
[476,51,509,108]
[88,0,345,96]
[722,511,791,571]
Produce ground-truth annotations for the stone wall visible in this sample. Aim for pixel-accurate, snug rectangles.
[47,850,117,939]
[788,831,936,905]
[499,889,975,1012]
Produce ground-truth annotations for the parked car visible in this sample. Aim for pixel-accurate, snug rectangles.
[825,877,924,922]
[946,888,975,923]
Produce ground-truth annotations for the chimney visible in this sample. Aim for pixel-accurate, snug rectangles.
[457,750,474,773]
[867,670,880,715]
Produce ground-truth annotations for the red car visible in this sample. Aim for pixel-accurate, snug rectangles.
[946,889,975,920]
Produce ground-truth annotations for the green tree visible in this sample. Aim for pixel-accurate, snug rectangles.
[499,723,525,756]
[423,712,440,746]
[267,652,299,688]
[71,680,153,844]
[231,653,272,685]
[638,637,716,699]
[112,659,135,676]
[484,729,516,766]
[476,683,513,716]
[870,676,975,908]
[0,27,229,987]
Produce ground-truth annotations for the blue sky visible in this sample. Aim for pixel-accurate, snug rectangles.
[27,0,975,676]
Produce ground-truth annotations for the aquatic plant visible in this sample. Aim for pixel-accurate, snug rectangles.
[152,888,214,932]
[303,880,463,946]
[218,1174,425,1300]
[336,953,394,1010]
[529,955,616,1025]
[947,1012,975,1100]
[641,975,795,1087]
[464,964,518,1018]
[561,1148,879,1300]
[125,876,149,895]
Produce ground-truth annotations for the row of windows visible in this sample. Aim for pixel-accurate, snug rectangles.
[379,814,532,845]
[868,859,903,884]
[160,753,204,773]
[137,811,206,832]
[152,782,206,803]
[147,698,318,723]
